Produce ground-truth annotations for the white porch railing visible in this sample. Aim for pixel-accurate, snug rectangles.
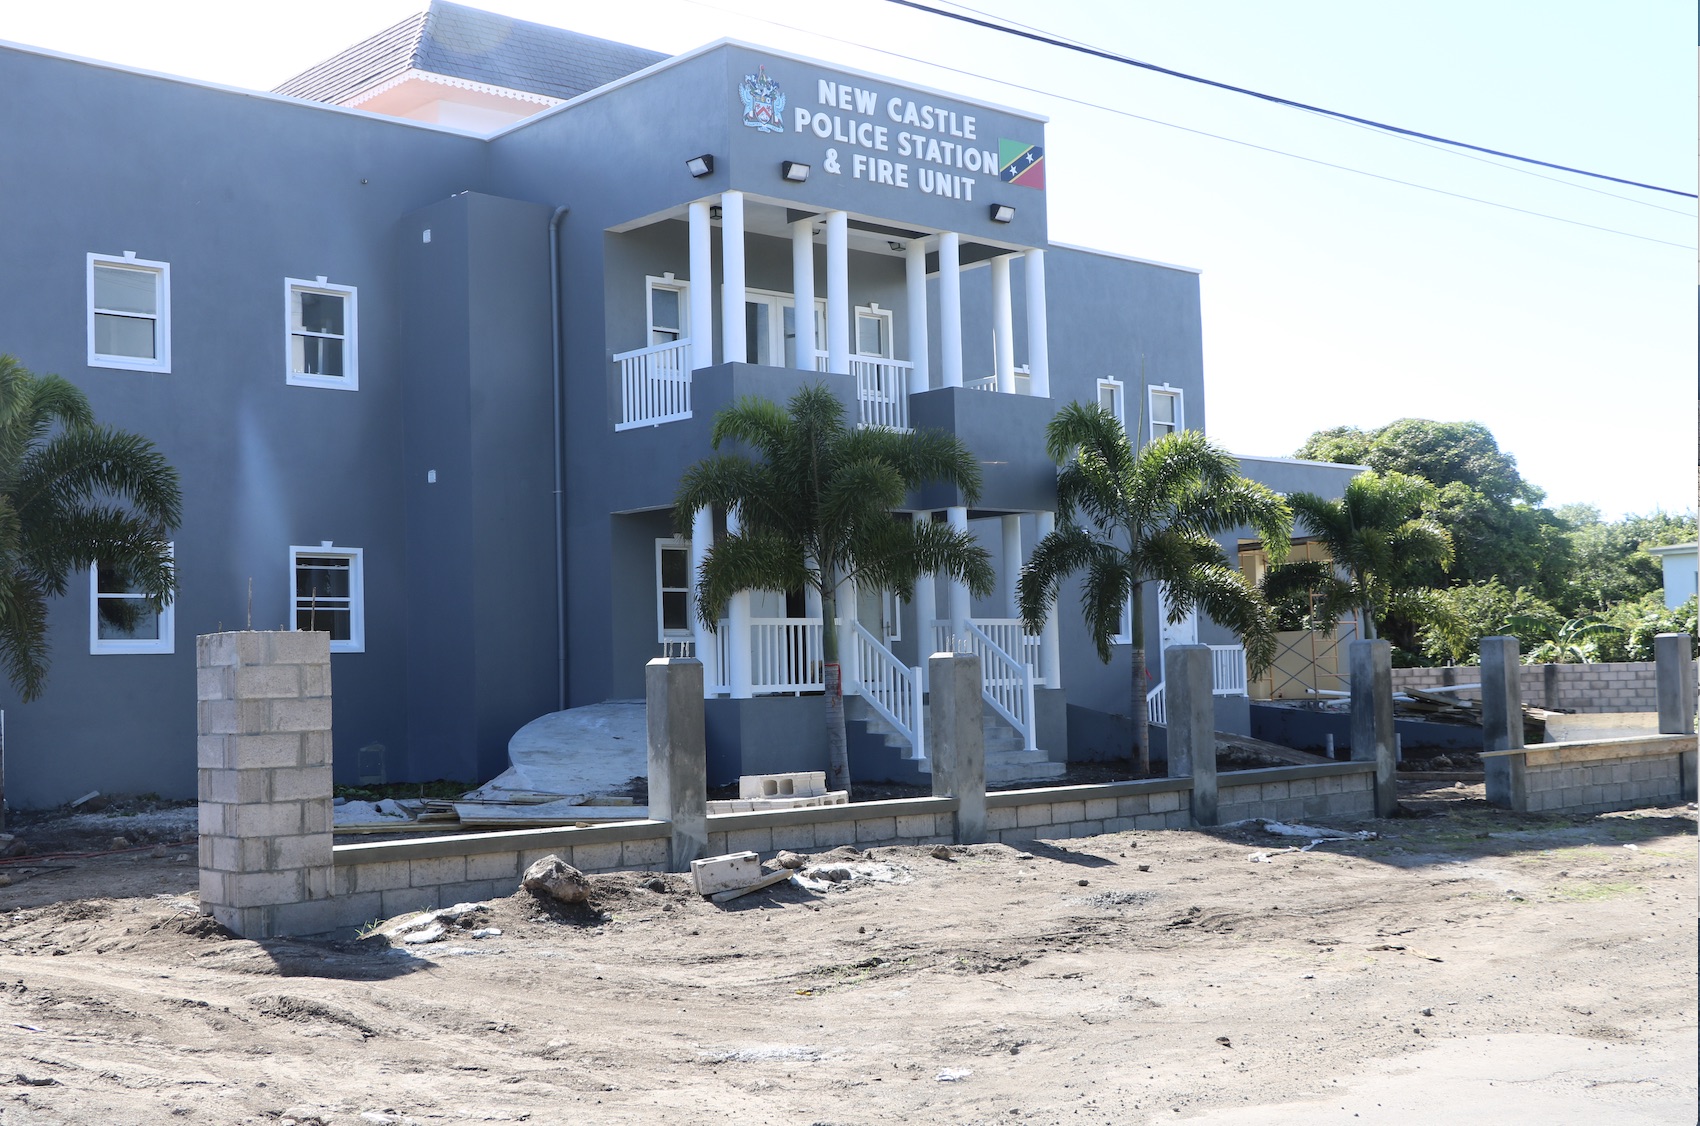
[1146,644,1248,726]
[614,339,692,430]
[958,620,1038,751]
[965,618,1045,687]
[850,620,925,760]
[850,357,913,431]
[748,617,827,694]
[965,365,1032,395]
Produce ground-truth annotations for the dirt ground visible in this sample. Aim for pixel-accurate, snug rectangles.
[0,782,1693,1125]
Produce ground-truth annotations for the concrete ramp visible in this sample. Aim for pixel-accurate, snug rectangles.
[468,701,648,805]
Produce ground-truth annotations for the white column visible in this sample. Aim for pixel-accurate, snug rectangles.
[1023,248,1049,398]
[690,506,718,696]
[825,210,850,375]
[938,232,963,388]
[688,201,714,371]
[992,254,1015,394]
[1000,514,1022,617]
[946,506,971,635]
[905,239,930,392]
[1036,510,1062,690]
[720,190,746,366]
[913,563,937,655]
[791,218,816,370]
[837,576,860,693]
[725,506,753,699]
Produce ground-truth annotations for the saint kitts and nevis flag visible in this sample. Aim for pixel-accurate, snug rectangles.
[998,139,1045,188]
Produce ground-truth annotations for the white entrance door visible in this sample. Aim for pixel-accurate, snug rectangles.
[1156,583,1197,681]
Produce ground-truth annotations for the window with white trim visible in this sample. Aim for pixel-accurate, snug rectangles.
[290,546,364,653]
[855,304,893,359]
[1097,378,1124,427]
[657,539,692,641]
[89,546,174,654]
[1149,384,1184,441]
[286,277,358,390]
[88,252,170,372]
[646,274,688,346]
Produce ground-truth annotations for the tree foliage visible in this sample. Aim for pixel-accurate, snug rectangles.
[675,385,993,789]
[1018,403,1290,775]
[1554,504,1696,614]
[0,355,180,700]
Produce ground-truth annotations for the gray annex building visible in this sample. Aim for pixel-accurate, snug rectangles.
[1,3,1355,807]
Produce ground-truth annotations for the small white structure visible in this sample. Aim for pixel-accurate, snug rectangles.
[1647,542,1698,610]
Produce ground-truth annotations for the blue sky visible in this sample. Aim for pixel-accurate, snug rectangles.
[8,0,1694,518]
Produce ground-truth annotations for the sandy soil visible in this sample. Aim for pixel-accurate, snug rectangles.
[0,783,1693,1125]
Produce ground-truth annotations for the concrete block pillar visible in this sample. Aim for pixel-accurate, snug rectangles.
[646,657,707,870]
[1481,635,1526,810]
[1654,633,1697,799]
[1166,644,1215,826]
[196,631,334,939]
[1348,639,1399,817]
[930,651,985,844]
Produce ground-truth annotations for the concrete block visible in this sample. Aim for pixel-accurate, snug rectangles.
[409,856,467,888]
[934,813,956,837]
[705,832,727,856]
[1165,810,1190,829]
[234,663,302,700]
[811,822,855,850]
[573,842,624,872]
[771,824,816,851]
[1078,820,1104,837]
[198,632,238,668]
[1104,817,1136,834]
[1051,801,1086,825]
[465,851,521,882]
[1149,790,1181,813]
[1117,795,1150,817]
[621,837,668,870]
[1316,774,1343,795]
[1288,778,1317,798]
[197,665,235,702]
[726,828,773,855]
[1261,782,1290,802]
[269,697,333,734]
[300,731,332,767]
[895,813,934,840]
[227,802,302,838]
[691,851,761,895]
[381,888,439,920]
[1085,797,1117,821]
[229,869,305,907]
[986,806,1017,831]
[227,732,306,770]
[1133,813,1167,830]
[299,662,331,699]
[739,771,827,799]
[271,765,333,803]
[332,866,357,897]
[855,817,897,842]
[1016,804,1052,828]
[267,630,331,665]
[301,799,332,835]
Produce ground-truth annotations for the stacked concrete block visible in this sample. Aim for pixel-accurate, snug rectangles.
[1391,660,1663,714]
[196,631,335,938]
[1215,765,1375,824]
[703,796,957,855]
[707,772,849,813]
[984,781,1192,844]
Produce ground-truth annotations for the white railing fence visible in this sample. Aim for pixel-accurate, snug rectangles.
[1147,682,1166,727]
[960,620,1038,751]
[969,618,1045,687]
[850,357,913,431]
[748,617,826,694]
[850,620,925,760]
[1146,643,1249,726]
[614,339,692,430]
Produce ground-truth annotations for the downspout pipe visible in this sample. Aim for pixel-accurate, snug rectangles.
[549,205,569,712]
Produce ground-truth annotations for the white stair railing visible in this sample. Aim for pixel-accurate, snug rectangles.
[849,357,913,430]
[614,339,692,430]
[960,620,1038,752]
[1146,681,1166,727]
[850,620,925,760]
[969,618,1045,687]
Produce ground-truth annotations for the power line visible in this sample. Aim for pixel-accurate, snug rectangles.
[677,0,1695,250]
[879,0,1698,200]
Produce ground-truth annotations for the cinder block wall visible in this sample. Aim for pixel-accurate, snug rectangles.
[1391,662,1661,713]
[1494,736,1697,814]
[1216,764,1375,825]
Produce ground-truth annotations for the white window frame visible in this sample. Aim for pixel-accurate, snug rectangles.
[854,303,894,359]
[89,544,174,655]
[656,538,693,642]
[1097,377,1125,428]
[87,252,170,373]
[646,273,688,346]
[1148,383,1184,442]
[285,276,358,391]
[290,545,365,653]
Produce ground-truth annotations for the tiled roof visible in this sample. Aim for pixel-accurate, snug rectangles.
[272,1,667,106]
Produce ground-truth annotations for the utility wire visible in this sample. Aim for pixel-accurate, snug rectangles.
[879,0,1697,200]
[678,0,1696,250]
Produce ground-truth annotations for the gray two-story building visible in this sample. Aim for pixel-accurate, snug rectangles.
[0,3,1357,807]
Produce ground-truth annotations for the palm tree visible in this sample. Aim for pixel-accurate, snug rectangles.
[0,355,180,703]
[1288,470,1453,644]
[1017,402,1291,776]
[675,385,994,791]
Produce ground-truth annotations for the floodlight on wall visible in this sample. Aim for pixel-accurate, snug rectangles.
[686,154,715,178]
[781,161,811,183]
[989,203,1016,223]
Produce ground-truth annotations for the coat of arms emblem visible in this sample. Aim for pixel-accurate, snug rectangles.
[739,66,786,133]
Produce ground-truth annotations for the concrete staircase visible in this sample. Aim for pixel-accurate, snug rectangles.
[847,695,1066,786]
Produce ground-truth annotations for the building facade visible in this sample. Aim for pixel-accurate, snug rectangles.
[0,5,1352,806]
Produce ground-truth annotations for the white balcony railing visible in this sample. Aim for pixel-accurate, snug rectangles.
[614,339,692,430]
[850,357,913,431]
[965,365,1032,396]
